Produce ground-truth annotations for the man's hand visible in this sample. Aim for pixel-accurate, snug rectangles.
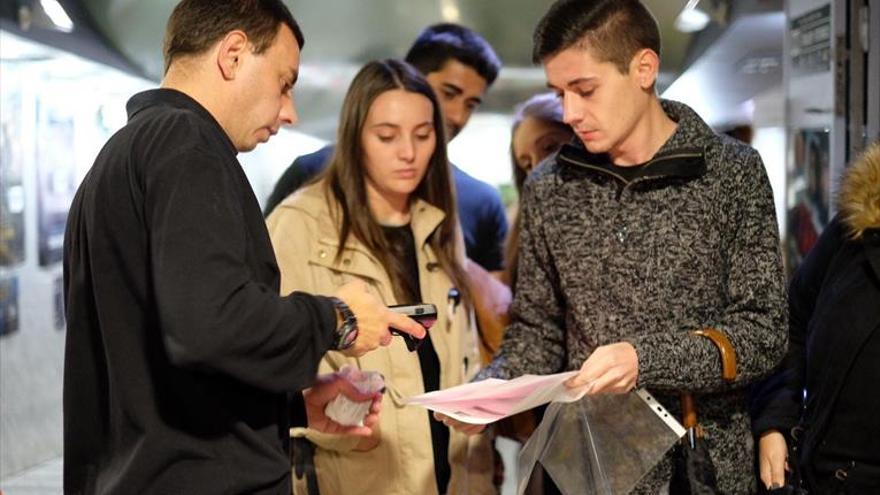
[565,342,638,394]
[434,412,487,436]
[304,372,382,437]
[759,430,788,489]
[334,280,426,357]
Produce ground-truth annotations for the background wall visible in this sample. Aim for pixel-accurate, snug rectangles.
[0,30,148,477]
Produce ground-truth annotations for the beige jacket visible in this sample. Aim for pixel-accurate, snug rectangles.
[266,181,493,495]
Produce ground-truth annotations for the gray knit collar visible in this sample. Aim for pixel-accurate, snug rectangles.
[556,99,712,185]
[561,99,714,161]
[655,99,716,155]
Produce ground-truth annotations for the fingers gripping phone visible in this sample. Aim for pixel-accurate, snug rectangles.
[389,303,437,352]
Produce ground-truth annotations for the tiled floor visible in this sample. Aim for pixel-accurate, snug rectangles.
[0,457,62,495]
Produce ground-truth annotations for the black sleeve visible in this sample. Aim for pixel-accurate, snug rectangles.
[289,391,308,427]
[147,146,337,394]
[750,216,846,436]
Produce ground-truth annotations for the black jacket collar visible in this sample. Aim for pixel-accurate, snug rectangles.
[558,143,706,186]
[126,88,237,155]
[556,99,712,186]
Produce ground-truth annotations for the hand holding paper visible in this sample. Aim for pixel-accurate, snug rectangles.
[433,412,488,435]
[566,342,639,394]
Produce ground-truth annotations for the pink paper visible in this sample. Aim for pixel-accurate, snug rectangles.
[406,371,587,424]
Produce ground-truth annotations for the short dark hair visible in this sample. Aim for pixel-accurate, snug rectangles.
[405,23,502,86]
[163,0,304,74]
[532,0,661,74]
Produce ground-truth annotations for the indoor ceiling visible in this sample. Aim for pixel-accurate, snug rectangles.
[75,0,694,138]
[79,0,695,76]
[2,0,784,138]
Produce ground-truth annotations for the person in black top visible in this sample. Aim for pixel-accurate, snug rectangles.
[263,23,509,273]
[751,142,880,493]
[62,2,425,494]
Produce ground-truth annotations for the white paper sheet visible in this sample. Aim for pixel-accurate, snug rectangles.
[405,371,588,424]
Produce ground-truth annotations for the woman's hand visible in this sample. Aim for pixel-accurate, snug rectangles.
[434,412,487,436]
[758,430,788,489]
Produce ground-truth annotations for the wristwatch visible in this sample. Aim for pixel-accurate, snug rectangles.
[329,297,358,350]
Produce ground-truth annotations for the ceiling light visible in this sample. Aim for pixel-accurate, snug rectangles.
[39,0,74,32]
[440,0,461,23]
[675,0,710,33]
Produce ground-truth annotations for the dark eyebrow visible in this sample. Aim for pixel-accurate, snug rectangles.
[442,82,481,105]
[566,77,598,87]
[547,76,598,90]
[441,83,463,96]
[370,122,434,130]
[287,68,299,85]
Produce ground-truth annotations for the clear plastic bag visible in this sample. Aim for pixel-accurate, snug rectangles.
[517,389,685,495]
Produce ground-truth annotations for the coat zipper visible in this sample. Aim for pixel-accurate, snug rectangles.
[561,151,703,188]
[560,151,702,244]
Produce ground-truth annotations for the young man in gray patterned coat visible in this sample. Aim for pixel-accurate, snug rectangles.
[479,0,787,492]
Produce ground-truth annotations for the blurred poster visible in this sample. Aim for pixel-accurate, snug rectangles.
[1,87,26,267]
[35,97,77,266]
[0,276,20,337]
[785,129,831,274]
[790,4,832,75]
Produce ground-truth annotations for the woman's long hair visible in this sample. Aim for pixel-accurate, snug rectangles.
[324,59,470,306]
[505,93,570,288]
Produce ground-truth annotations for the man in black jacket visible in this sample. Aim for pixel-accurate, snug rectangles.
[62,1,424,493]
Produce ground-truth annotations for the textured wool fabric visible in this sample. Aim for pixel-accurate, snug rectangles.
[481,100,787,493]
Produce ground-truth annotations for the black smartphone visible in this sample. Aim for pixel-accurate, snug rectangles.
[389,303,437,352]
